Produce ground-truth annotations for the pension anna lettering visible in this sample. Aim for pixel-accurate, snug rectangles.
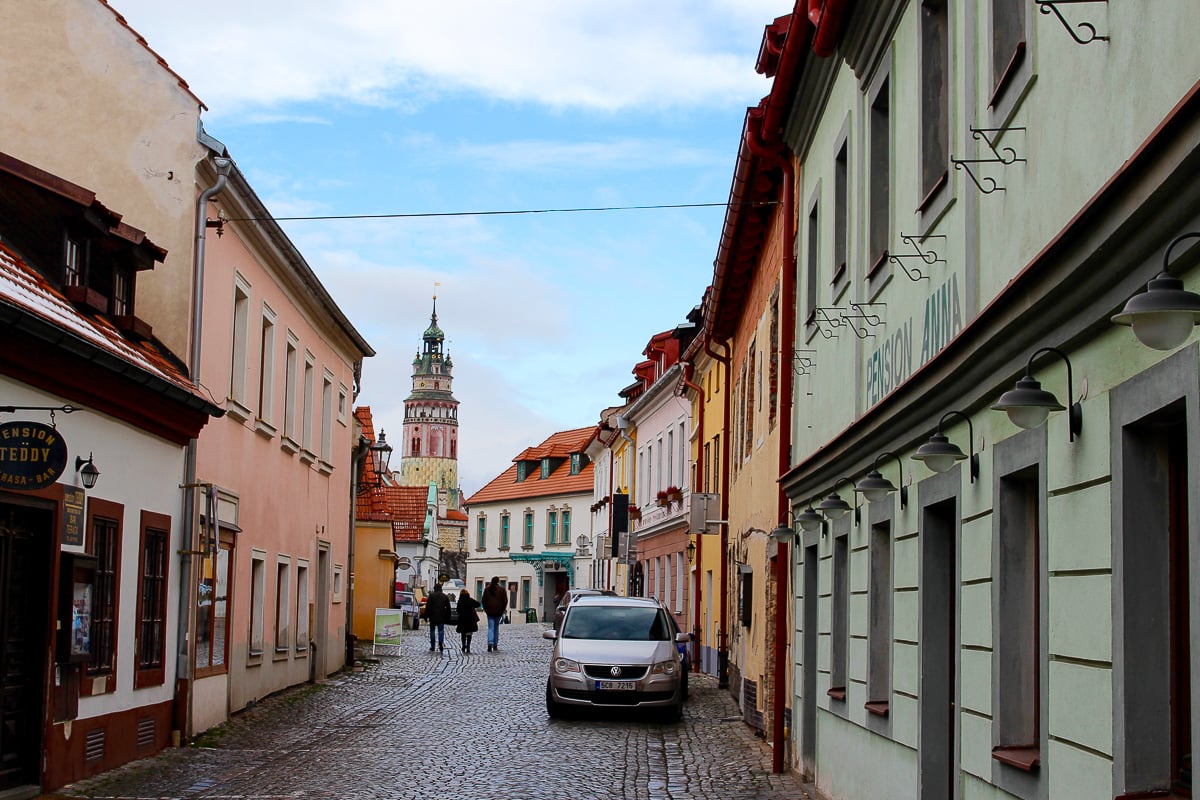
[865,274,963,407]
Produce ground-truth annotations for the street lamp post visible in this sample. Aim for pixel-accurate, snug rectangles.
[457,530,467,580]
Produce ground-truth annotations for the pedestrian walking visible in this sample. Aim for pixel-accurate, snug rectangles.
[455,588,481,653]
[481,576,507,652]
[425,583,452,652]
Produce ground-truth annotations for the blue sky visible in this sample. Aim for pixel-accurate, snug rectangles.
[112,0,785,494]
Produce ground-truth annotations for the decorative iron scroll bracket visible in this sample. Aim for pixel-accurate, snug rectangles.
[840,302,885,339]
[813,307,842,339]
[1036,0,1108,45]
[791,349,817,377]
[887,234,945,281]
[950,126,1026,194]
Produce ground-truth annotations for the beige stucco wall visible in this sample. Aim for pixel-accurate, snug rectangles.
[0,0,208,358]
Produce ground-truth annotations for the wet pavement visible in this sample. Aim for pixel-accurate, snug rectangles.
[53,623,813,800]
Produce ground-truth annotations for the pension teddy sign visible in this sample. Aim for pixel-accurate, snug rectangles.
[0,421,69,490]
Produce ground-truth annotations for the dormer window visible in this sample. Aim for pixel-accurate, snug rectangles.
[540,458,551,479]
[516,462,528,482]
[64,235,83,287]
[113,268,130,316]
[571,454,582,475]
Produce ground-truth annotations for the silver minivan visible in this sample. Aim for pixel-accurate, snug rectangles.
[543,595,690,721]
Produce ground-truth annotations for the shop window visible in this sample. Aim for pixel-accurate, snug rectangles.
[1112,356,1195,798]
[867,520,892,719]
[993,466,1041,771]
[829,526,849,702]
[196,540,232,676]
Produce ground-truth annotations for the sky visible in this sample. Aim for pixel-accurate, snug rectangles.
[111,0,787,496]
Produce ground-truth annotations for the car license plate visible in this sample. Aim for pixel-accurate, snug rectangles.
[595,680,635,691]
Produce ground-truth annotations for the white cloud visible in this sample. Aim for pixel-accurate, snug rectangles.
[110,0,782,115]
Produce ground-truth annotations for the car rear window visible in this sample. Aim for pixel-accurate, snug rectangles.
[562,606,670,641]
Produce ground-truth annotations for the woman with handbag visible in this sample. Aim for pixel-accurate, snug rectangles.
[455,587,481,654]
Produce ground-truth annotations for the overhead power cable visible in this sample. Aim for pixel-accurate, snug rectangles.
[217,199,779,224]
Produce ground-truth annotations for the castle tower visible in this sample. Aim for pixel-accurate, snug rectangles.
[400,297,460,504]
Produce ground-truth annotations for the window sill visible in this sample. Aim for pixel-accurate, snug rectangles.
[865,701,889,717]
[295,643,309,657]
[299,449,317,465]
[317,459,334,475]
[225,399,253,423]
[254,419,278,440]
[827,687,847,702]
[280,437,300,455]
[992,745,1041,772]
[273,647,290,661]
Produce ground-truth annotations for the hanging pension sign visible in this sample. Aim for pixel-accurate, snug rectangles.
[0,421,69,490]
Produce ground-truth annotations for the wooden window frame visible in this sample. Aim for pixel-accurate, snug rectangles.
[83,498,123,692]
[133,510,171,689]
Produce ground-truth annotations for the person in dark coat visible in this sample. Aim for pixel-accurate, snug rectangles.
[455,588,481,654]
[425,583,452,652]
[481,576,508,652]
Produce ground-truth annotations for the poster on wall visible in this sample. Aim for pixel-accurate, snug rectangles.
[72,581,92,658]
[61,485,86,552]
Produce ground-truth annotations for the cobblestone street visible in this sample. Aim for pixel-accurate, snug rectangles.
[53,624,811,800]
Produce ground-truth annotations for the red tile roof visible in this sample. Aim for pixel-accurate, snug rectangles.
[354,406,433,543]
[465,425,597,506]
[0,242,214,412]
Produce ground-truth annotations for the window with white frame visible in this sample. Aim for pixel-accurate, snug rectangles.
[230,274,251,405]
[295,561,310,651]
[249,551,266,657]
[283,333,299,443]
[302,352,315,453]
[275,558,291,652]
[320,370,334,462]
[258,304,276,426]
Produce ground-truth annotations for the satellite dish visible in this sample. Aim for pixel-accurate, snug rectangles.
[396,557,413,570]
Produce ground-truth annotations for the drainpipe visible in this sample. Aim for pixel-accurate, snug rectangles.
[703,335,732,689]
[606,444,615,591]
[346,433,370,668]
[679,360,706,672]
[747,74,799,779]
[176,155,232,743]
